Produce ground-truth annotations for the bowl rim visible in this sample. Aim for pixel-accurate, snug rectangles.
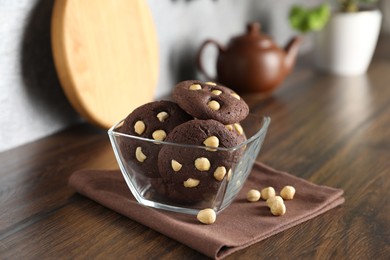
[108,114,271,152]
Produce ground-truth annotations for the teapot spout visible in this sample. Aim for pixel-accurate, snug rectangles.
[284,36,302,75]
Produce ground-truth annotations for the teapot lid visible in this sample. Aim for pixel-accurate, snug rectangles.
[229,22,275,49]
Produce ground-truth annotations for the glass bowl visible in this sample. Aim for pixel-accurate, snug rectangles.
[108,114,270,215]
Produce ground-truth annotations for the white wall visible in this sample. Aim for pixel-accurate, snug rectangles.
[0,0,80,152]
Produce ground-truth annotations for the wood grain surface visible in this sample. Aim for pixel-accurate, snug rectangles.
[51,0,159,129]
[1,37,389,259]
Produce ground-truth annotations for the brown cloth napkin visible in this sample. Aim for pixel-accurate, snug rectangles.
[69,162,344,259]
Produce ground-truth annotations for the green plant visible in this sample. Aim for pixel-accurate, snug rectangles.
[289,0,379,34]
[289,4,330,33]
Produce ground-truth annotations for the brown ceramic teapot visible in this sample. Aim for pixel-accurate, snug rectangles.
[197,22,302,93]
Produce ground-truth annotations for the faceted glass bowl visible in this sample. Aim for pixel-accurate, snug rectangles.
[108,114,270,215]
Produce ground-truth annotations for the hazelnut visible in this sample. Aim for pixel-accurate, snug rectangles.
[280,186,296,200]
[211,90,222,95]
[270,200,286,216]
[189,84,202,90]
[225,124,234,131]
[266,196,284,208]
[195,157,211,171]
[247,189,261,202]
[135,147,147,162]
[227,168,232,181]
[233,123,244,135]
[207,100,221,111]
[134,120,145,135]
[156,111,169,122]
[261,187,276,200]
[171,160,182,172]
[230,93,241,100]
[183,178,200,188]
[152,130,167,141]
[197,208,216,224]
[213,166,227,181]
[203,136,219,151]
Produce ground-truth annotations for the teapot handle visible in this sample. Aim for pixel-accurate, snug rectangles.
[196,39,224,81]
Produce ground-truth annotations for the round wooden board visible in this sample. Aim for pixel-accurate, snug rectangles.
[51,0,159,128]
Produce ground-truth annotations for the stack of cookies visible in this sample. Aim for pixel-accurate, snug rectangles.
[119,80,250,203]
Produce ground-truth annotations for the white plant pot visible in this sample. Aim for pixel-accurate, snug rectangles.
[314,9,382,76]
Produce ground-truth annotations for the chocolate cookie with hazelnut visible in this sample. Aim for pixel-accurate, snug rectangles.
[119,101,192,178]
[157,119,245,202]
[173,80,249,124]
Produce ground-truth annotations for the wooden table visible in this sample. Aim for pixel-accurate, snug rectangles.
[1,37,389,259]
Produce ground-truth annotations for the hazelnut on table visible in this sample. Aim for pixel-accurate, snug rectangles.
[197,208,216,224]
[266,196,284,208]
[270,200,286,216]
[280,186,296,200]
[247,189,261,202]
[261,187,276,200]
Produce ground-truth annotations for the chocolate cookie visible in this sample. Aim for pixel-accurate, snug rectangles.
[157,119,245,202]
[172,80,249,124]
[119,101,192,178]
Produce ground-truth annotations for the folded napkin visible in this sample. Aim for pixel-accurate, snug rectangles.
[69,162,344,259]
